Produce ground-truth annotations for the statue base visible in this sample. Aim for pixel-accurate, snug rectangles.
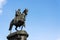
[7,30,29,40]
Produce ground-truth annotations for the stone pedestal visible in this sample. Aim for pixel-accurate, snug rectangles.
[7,30,29,40]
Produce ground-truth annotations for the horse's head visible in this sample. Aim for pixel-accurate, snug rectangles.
[23,8,28,15]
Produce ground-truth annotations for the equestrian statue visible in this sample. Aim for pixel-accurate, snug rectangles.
[9,8,28,32]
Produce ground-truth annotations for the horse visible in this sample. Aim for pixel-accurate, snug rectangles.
[9,9,28,31]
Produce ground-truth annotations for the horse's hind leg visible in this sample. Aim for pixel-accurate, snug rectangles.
[21,26,23,30]
[21,23,25,30]
[15,26,18,31]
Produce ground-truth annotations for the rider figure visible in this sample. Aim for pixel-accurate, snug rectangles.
[14,9,21,22]
[15,9,21,17]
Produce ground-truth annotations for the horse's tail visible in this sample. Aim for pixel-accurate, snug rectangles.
[9,19,14,31]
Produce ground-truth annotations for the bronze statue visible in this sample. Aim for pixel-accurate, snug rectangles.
[9,8,28,31]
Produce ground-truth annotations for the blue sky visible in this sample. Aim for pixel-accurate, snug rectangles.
[0,0,60,40]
